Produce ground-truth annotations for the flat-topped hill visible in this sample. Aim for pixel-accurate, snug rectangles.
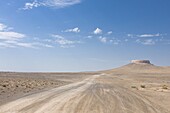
[105,60,170,74]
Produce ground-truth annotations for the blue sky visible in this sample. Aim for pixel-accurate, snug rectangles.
[0,0,170,72]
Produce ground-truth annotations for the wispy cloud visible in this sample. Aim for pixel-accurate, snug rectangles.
[107,31,112,35]
[22,0,81,10]
[136,39,155,45]
[98,36,121,45]
[99,36,107,43]
[87,36,93,39]
[0,40,54,49]
[0,31,26,40]
[127,34,134,38]
[0,42,16,48]
[23,1,41,10]
[0,23,26,41]
[0,22,53,49]
[4,40,36,48]
[110,39,121,45]
[64,27,80,33]
[0,40,53,49]
[52,34,81,48]
[137,33,161,38]
[44,0,81,8]
[94,28,102,35]
[0,23,7,31]
[126,33,165,45]
[127,33,162,38]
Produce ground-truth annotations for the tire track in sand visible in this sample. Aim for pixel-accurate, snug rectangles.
[0,74,169,113]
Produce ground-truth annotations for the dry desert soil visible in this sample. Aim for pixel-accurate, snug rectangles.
[0,62,170,113]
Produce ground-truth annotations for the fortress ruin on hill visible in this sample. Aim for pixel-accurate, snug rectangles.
[131,60,151,64]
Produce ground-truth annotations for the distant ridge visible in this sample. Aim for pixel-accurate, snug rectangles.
[106,60,170,74]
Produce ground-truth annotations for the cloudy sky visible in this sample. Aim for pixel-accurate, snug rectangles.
[0,0,170,72]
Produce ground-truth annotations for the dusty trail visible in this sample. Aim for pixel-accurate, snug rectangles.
[0,74,169,113]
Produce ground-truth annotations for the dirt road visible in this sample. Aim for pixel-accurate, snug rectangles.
[0,74,169,113]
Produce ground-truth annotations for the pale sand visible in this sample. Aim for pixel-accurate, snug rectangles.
[0,64,170,113]
[0,72,93,105]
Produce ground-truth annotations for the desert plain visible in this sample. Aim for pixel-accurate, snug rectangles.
[0,60,170,113]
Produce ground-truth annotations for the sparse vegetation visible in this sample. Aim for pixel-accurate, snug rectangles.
[131,86,138,90]
[162,85,168,89]
[140,85,146,88]
[131,86,137,88]
[2,85,6,88]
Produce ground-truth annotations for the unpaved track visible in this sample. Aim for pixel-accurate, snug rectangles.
[0,74,169,113]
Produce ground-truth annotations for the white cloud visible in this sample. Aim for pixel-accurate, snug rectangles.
[137,33,160,38]
[16,43,36,48]
[143,39,155,45]
[127,33,162,38]
[94,28,102,35]
[60,45,75,48]
[0,23,7,31]
[0,23,26,40]
[99,36,107,43]
[44,44,54,48]
[126,33,167,45]
[44,0,81,8]
[52,35,75,45]
[127,33,165,45]
[87,36,92,39]
[42,39,53,42]
[64,27,80,33]
[56,38,75,45]
[0,31,26,40]
[0,40,54,49]
[0,23,54,49]
[52,34,81,48]
[99,36,121,45]
[23,1,41,10]
[51,34,63,39]
[127,34,134,38]
[0,40,35,48]
[136,39,155,45]
[107,31,112,35]
[111,39,121,45]
[0,23,13,31]
[22,0,81,10]
[0,42,16,48]
[108,38,121,45]
[32,42,54,48]
[0,23,33,48]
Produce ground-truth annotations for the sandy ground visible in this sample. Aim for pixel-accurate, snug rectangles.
[0,72,93,105]
[0,64,170,113]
